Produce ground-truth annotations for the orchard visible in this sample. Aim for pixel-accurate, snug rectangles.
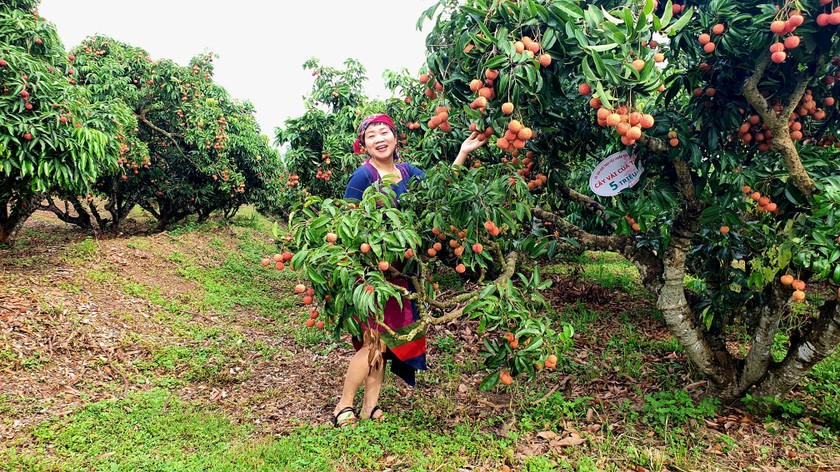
[0,2,282,242]
[276,0,840,403]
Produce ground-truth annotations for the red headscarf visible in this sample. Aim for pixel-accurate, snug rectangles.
[354,113,397,154]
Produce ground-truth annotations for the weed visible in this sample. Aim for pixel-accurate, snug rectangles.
[641,390,720,434]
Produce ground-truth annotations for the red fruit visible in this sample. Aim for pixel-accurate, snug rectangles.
[770,20,786,35]
[0,59,7,67]
[792,280,806,292]
[720,226,730,235]
[310,310,319,319]
[500,371,513,385]
[360,243,371,253]
[23,132,32,140]
[281,251,293,262]
[404,248,414,259]
[784,35,800,49]
[305,319,316,328]
[578,82,592,96]
[472,243,483,254]
[67,54,75,61]
[316,320,325,329]
[455,264,466,274]
[780,274,794,286]
[275,262,285,271]
[378,260,390,271]
[364,284,375,294]
[792,290,806,301]
[303,295,313,305]
[294,284,306,294]
[326,232,338,243]
[771,51,787,64]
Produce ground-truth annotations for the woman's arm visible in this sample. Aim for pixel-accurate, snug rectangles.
[453,131,488,167]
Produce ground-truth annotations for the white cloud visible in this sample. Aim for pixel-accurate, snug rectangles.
[37,0,435,140]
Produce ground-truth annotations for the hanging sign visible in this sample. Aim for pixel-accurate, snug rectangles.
[589,150,642,197]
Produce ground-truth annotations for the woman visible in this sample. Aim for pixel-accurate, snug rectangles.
[332,113,486,427]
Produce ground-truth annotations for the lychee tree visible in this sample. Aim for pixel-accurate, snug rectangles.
[276,163,574,388]
[411,0,839,403]
[0,1,122,244]
[43,35,282,231]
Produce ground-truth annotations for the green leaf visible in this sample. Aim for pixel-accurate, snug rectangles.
[304,264,326,285]
[478,370,501,391]
[665,7,693,36]
[483,55,509,70]
[582,43,619,53]
[553,0,584,19]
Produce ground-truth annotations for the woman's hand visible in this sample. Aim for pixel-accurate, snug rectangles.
[453,132,488,167]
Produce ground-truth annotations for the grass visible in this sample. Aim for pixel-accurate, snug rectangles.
[2,389,515,472]
[544,250,643,294]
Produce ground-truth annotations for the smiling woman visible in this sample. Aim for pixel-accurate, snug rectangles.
[331,112,487,426]
[37,0,432,138]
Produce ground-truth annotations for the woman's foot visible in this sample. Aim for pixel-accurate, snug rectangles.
[332,406,357,428]
[367,405,385,422]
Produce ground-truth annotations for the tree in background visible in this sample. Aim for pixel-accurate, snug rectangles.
[46,36,283,231]
[0,0,123,244]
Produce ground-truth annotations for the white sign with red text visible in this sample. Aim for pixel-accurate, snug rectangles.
[589,150,641,197]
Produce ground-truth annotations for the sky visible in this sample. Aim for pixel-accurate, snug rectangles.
[37,1,435,142]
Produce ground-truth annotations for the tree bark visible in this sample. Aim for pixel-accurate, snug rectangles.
[0,195,39,246]
[38,194,93,230]
[742,55,817,197]
[656,203,734,387]
[751,299,840,398]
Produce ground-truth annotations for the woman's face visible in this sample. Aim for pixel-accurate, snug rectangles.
[363,123,397,162]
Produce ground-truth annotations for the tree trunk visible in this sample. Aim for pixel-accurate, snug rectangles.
[0,195,39,246]
[39,194,93,230]
[751,300,840,398]
[656,204,735,390]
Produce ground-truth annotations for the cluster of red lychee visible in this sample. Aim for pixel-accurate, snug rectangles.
[815,1,840,27]
[262,251,294,271]
[741,185,779,214]
[768,10,806,63]
[419,72,443,100]
[697,23,726,54]
[496,119,535,153]
[469,68,499,113]
[593,103,655,146]
[625,214,641,232]
[427,105,452,132]
[780,274,807,301]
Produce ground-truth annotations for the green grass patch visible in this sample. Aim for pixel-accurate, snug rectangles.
[4,389,250,472]
[3,389,516,472]
[545,251,642,294]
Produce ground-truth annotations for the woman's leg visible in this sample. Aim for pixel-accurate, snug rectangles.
[361,351,385,420]
[334,344,372,417]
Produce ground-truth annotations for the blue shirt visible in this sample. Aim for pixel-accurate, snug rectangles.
[344,161,426,201]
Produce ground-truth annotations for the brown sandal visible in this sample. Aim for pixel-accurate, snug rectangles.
[332,406,357,428]
[369,405,385,421]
